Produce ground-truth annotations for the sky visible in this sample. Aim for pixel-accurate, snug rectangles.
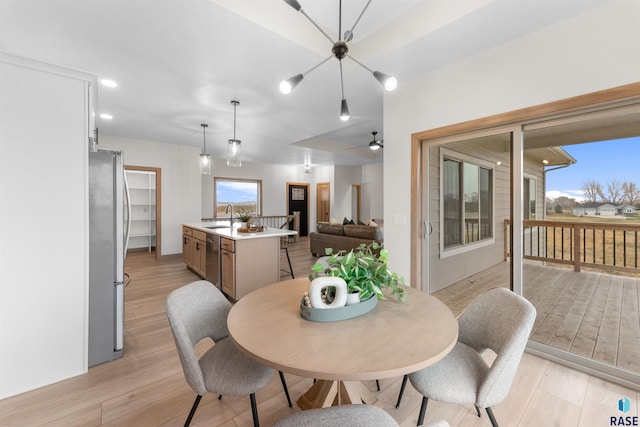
[216,180,258,203]
[545,137,640,202]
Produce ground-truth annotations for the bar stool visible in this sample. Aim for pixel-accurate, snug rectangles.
[280,236,294,278]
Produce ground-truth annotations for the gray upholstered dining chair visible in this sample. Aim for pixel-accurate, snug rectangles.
[166,280,292,427]
[274,405,398,427]
[395,287,536,427]
[274,405,450,427]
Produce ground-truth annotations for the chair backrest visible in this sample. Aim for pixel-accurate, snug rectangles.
[274,404,399,427]
[166,280,232,395]
[457,287,536,408]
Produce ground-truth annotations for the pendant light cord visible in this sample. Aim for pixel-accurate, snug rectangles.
[232,101,237,140]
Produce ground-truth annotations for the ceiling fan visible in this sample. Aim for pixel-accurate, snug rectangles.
[368,131,383,151]
[345,131,384,152]
[280,0,398,121]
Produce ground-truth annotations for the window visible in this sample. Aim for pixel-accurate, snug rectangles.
[214,177,262,218]
[441,150,494,253]
[524,176,536,220]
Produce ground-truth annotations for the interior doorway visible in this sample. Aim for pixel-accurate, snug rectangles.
[125,166,161,259]
[286,182,310,237]
[351,184,361,223]
[316,182,330,223]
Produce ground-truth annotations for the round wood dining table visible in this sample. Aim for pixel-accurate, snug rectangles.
[227,278,458,409]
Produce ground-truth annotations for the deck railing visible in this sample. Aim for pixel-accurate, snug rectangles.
[505,219,640,274]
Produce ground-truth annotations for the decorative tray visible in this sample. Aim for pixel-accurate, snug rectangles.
[237,226,265,233]
[300,295,377,322]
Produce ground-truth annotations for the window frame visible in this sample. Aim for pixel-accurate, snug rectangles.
[213,177,263,219]
[439,148,496,258]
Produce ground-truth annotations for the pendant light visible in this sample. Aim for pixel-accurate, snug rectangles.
[200,123,211,175]
[227,100,242,167]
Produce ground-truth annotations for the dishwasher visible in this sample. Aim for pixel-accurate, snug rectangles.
[205,234,221,289]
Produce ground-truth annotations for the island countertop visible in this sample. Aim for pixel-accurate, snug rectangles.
[183,222,297,241]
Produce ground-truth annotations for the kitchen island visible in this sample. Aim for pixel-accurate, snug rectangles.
[182,222,296,300]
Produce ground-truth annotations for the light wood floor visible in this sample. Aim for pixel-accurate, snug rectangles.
[1,238,638,426]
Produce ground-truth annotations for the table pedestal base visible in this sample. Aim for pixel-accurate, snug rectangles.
[297,380,377,409]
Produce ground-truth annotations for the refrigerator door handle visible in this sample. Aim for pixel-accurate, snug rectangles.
[123,170,132,256]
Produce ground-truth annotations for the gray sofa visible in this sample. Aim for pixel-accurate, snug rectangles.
[309,222,383,256]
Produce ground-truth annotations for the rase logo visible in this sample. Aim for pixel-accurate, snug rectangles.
[611,397,638,426]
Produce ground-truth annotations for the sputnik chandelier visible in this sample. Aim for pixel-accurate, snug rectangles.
[279,0,397,121]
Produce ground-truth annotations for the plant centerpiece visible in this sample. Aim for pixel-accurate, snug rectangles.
[235,209,252,228]
[308,242,407,303]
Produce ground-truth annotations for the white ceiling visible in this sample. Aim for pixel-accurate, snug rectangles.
[0,0,607,167]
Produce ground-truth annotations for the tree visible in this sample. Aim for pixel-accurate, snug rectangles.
[554,204,563,214]
[582,180,601,202]
[599,180,622,204]
[621,181,640,206]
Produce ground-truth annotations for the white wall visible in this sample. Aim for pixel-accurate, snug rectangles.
[383,1,640,282]
[362,163,384,221]
[334,165,362,222]
[100,135,201,255]
[1,55,92,398]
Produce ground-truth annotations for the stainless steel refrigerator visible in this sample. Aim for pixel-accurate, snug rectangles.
[88,149,130,367]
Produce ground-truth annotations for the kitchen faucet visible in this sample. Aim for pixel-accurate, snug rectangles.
[225,204,234,227]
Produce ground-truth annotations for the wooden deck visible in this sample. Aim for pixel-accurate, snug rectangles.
[434,261,640,374]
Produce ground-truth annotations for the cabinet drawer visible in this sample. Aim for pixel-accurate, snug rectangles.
[221,238,235,252]
[192,230,206,242]
[182,226,193,236]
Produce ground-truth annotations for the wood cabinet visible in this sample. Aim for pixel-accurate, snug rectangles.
[220,238,236,297]
[220,236,280,300]
[182,226,206,278]
[182,224,285,300]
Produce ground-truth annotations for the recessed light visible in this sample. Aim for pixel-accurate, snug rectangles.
[100,79,118,88]
[100,113,113,120]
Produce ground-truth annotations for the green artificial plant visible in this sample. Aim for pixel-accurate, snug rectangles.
[308,242,407,302]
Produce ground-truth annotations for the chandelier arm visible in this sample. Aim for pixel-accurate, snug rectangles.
[346,54,374,74]
[339,60,345,98]
[302,55,333,76]
[348,0,372,37]
[299,9,335,44]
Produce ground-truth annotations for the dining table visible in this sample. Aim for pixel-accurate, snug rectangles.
[227,277,458,409]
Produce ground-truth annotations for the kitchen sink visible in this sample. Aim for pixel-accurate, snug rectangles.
[204,225,230,229]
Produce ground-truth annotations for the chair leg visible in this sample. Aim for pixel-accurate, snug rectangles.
[250,393,260,427]
[279,371,292,407]
[395,374,408,408]
[184,395,202,427]
[376,379,380,391]
[475,405,481,417]
[486,407,499,427]
[417,396,428,426]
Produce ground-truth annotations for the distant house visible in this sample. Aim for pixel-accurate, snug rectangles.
[618,205,638,215]
[573,203,617,216]
[573,202,637,217]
